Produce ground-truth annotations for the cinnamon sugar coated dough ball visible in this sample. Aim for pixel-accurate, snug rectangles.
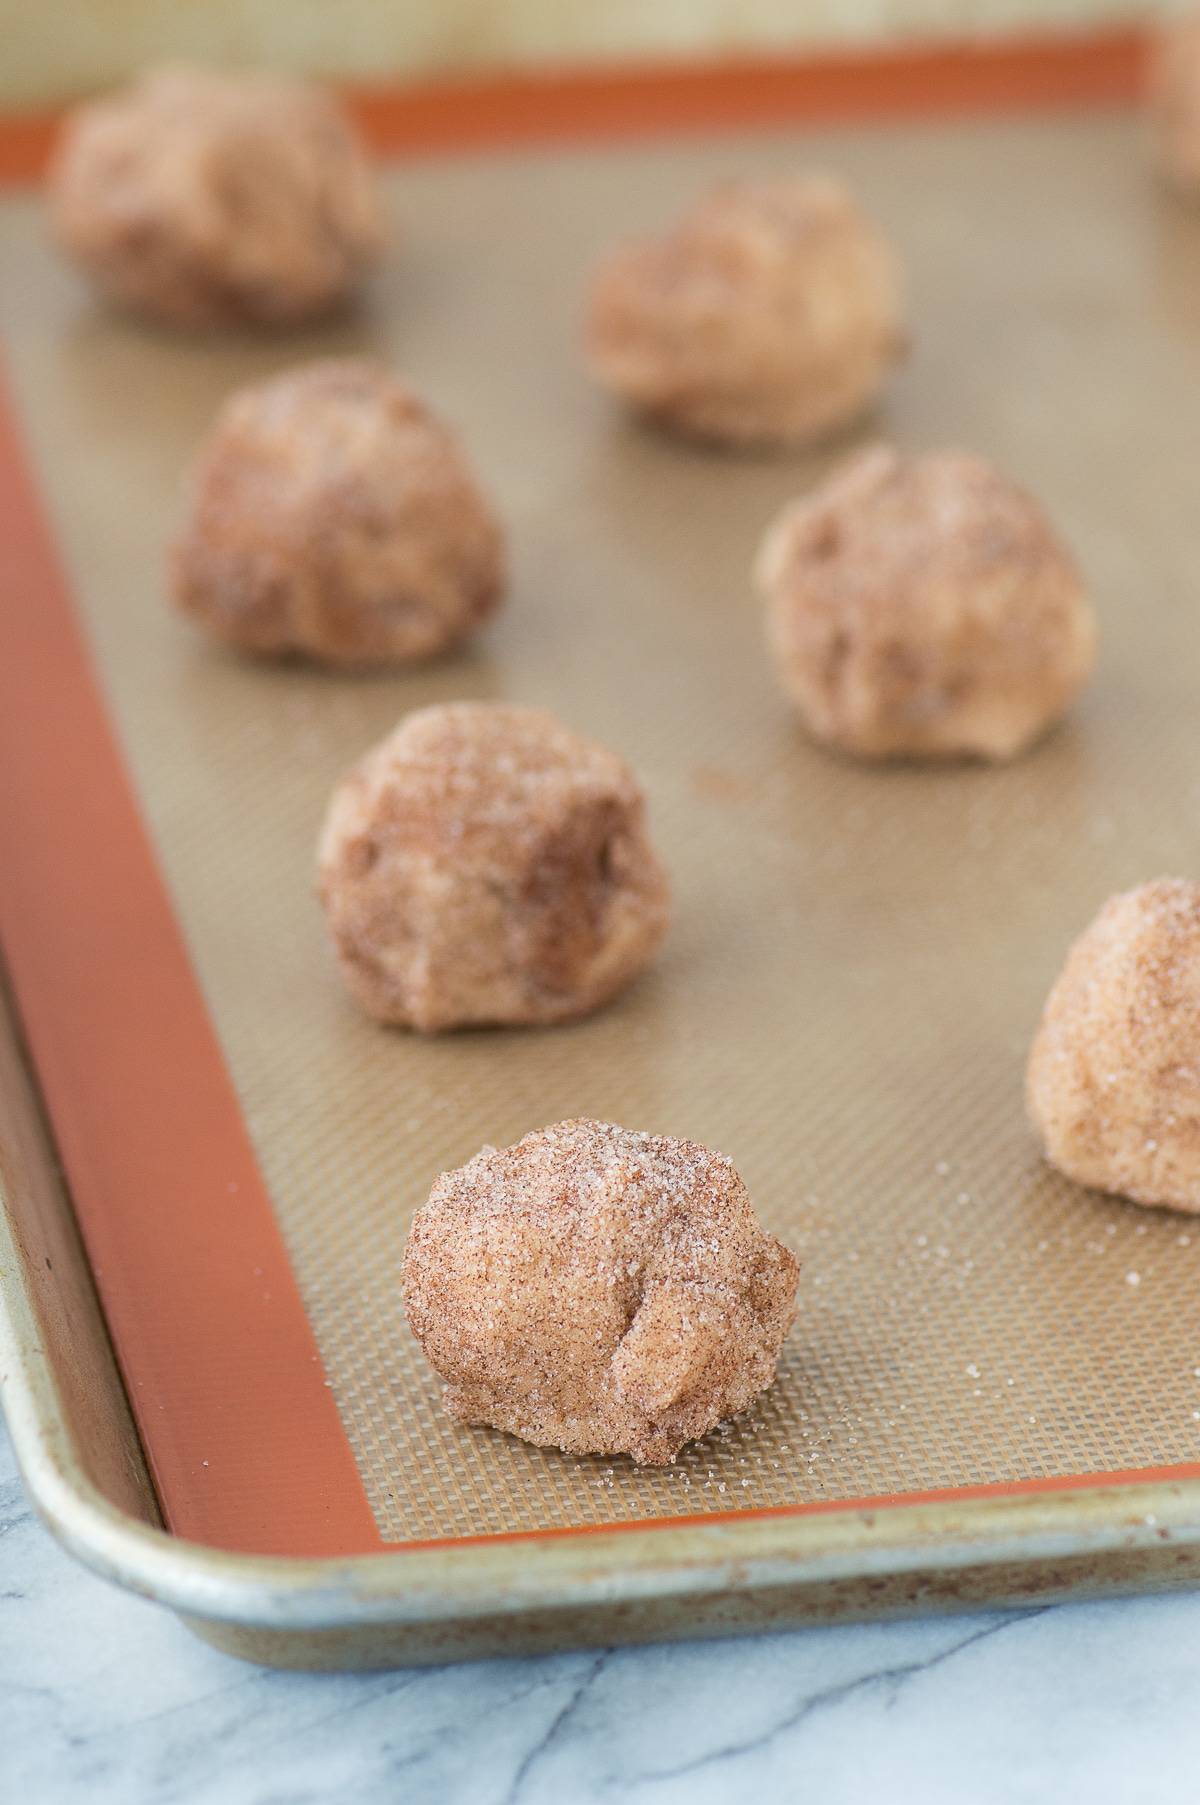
[1028,881,1200,1213]
[1151,17,1200,192]
[403,1119,801,1464]
[757,446,1095,762]
[49,67,384,328]
[318,704,670,1030]
[585,173,905,447]
[172,361,505,666]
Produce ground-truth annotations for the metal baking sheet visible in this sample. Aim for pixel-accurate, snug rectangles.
[7,64,1200,1665]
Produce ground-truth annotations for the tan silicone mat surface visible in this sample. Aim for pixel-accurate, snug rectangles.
[6,108,1200,1540]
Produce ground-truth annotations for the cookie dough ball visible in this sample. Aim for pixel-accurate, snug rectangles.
[171,360,505,666]
[757,446,1095,762]
[403,1118,800,1464]
[1028,880,1200,1213]
[1150,16,1200,193]
[318,703,670,1030]
[585,173,905,448]
[48,66,384,329]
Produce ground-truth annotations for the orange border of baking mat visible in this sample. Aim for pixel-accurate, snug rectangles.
[3,26,1191,1563]
[0,369,382,1558]
[0,27,1145,188]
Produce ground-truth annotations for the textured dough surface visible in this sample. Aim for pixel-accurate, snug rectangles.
[757,445,1095,762]
[49,65,384,328]
[172,359,505,666]
[402,1118,801,1464]
[1028,879,1200,1214]
[586,172,905,447]
[318,703,671,1030]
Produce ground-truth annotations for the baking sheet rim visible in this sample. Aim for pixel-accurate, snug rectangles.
[6,28,1200,1641]
[0,24,1145,187]
[8,1260,1200,1634]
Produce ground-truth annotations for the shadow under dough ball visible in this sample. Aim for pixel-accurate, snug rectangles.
[585,172,905,448]
[48,65,384,329]
[757,445,1096,762]
[402,1117,801,1465]
[171,359,506,666]
[1028,879,1200,1214]
[1150,15,1200,194]
[318,702,671,1031]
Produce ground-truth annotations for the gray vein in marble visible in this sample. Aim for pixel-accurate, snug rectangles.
[4,1426,1200,1805]
[629,1609,1052,1790]
[501,1651,613,1805]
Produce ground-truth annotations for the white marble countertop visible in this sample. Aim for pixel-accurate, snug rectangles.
[4,1424,1198,1804]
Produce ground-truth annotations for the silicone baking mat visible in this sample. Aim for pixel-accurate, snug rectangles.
[6,84,1200,1552]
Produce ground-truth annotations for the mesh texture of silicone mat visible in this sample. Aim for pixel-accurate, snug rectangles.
[6,106,1200,1540]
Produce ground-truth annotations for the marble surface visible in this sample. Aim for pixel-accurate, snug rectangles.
[2,1428,1198,1803]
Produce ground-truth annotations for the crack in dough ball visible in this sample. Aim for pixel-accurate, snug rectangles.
[1151,17,1200,194]
[171,360,505,666]
[757,446,1096,762]
[48,66,384,329]
[585,173,905,448]
[1028,880,1200,1213]
[318,704,671,1031]
[403,1118,801,1464]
